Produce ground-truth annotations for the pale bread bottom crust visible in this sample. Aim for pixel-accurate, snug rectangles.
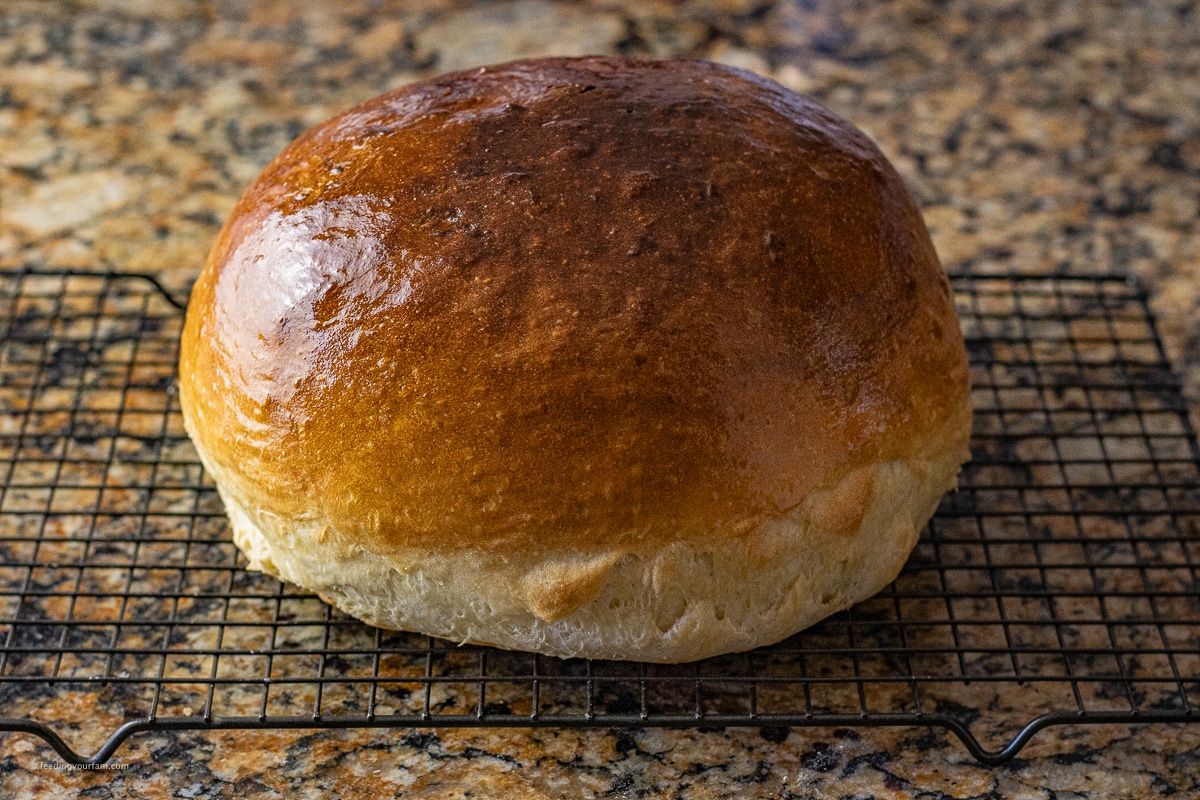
[207,444,966,663]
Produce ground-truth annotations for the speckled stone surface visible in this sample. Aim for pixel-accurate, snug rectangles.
[2,0,1200,796]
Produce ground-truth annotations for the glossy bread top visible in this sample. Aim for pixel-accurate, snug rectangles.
[179,57,970,557]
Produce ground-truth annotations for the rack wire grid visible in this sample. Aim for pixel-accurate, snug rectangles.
[0,268,1198,767]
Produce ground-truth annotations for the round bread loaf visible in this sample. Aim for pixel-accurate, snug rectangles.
[179,57,972,663]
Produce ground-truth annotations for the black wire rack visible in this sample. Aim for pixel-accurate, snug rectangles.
[1,268,1198,767]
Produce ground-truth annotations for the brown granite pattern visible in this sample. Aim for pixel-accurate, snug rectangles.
[3,723,1200,797]
[1,0,1200,796]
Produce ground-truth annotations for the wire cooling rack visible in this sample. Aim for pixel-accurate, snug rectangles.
[0,269,1198,767]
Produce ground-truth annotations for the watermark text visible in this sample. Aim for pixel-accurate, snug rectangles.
[32,761,131,771]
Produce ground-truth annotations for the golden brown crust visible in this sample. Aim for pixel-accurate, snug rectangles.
[179,57,970,561]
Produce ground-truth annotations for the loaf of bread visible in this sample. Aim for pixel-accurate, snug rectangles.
[179,57,972,663]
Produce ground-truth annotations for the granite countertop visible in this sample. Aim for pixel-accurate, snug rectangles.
[2,0,1200,797]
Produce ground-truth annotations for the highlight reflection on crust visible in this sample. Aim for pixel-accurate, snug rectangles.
[212,195,400,412]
